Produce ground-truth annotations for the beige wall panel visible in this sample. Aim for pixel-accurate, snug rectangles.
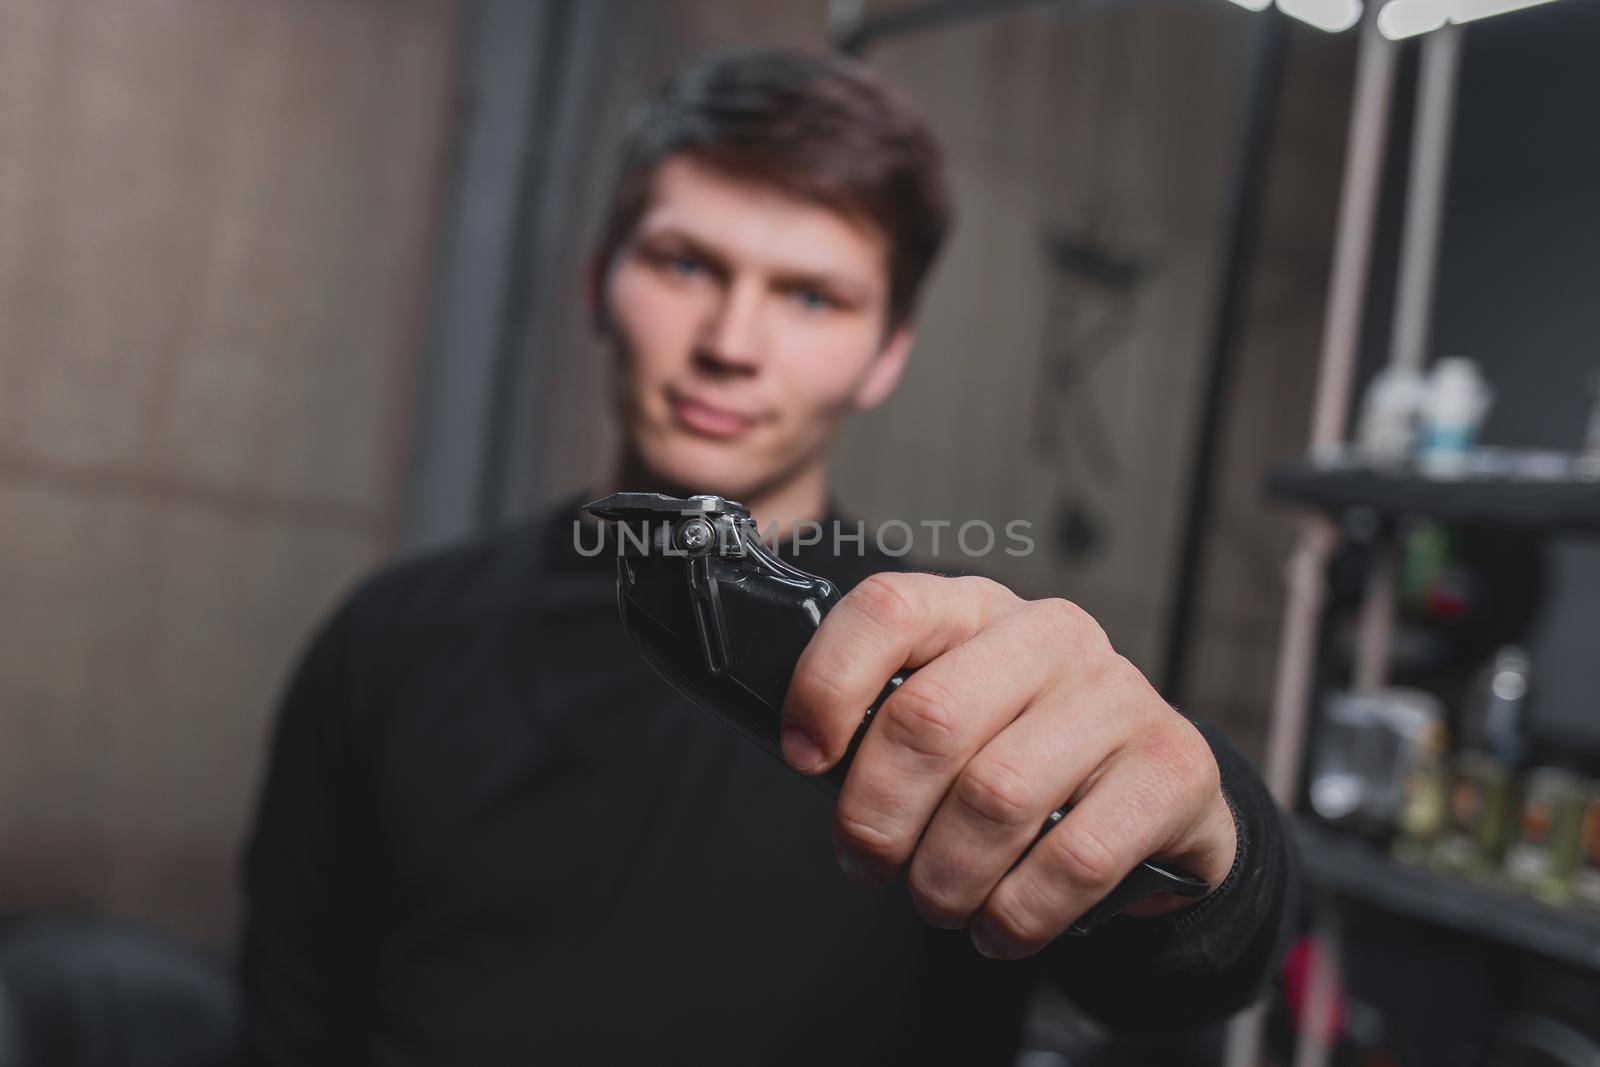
[0,0,455,942]
[0,480,381,940]
[0,0,451,509]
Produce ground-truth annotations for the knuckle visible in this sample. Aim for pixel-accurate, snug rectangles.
[954,757,1038,829]
[1117,755,1186,826]
[1047,820,1124,891]
[1133,720,1185,768]
[1104,650,1143,687]
[1180,725,1222,796]
[954,574,1018,612]
[1030,597,1109,650]
[1033,596,1082,629]
[878,677,964,760]
[907,865,971,927]
[851,572,921,634]
[787,659,847,724]
[833,810,902,866]
[952,573,1000,595]
[983,892,1050,949]
[1142,721,1220,804]
[1196,755,1222,804]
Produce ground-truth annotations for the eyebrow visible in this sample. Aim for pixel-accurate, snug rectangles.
[636,228,731,273]
[770,267,871,305]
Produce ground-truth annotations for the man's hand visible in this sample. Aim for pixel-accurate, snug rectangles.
[779,572,1237,960]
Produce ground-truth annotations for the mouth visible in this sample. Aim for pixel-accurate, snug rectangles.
[666,386,767,441]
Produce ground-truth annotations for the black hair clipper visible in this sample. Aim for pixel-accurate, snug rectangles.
[583,491,1208,934]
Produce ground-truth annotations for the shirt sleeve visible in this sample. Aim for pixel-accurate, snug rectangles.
[1037,718,1300,1033]
[236,595,371,1066]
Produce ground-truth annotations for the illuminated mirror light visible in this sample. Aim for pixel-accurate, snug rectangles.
[1449,0,1560,22]
[1277,0,1365,32]
[1377,0,1449,36]
[1377,0,1563,37]
[1224,0,1565,36]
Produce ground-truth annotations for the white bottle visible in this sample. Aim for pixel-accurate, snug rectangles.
[1355,368,1430,467]
[1419,357,1493,479]
[1580,369,1600,479]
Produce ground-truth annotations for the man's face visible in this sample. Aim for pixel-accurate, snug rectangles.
[598,154,912,502]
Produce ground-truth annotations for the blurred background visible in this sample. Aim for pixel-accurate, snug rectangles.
[3,0,1599,1064]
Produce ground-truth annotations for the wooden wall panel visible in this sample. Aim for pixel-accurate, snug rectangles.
[0,0,455,943]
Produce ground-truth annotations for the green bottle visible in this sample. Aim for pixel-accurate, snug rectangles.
[1504,764,1584,907]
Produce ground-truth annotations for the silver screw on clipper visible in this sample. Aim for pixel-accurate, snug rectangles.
[676,517,714,553]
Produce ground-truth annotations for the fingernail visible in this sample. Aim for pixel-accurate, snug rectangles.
[780,724,825,772]
[835,848,889,888]
[969,918,1014,960]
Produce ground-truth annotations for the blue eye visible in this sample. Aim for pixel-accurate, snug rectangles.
[667,255,704,277]
[792,288,833,312]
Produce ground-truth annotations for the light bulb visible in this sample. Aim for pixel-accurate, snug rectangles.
[1377,0,1449,38]
[1276,0,1365,31]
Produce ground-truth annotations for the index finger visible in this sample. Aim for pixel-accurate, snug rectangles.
[778,571,1020,773]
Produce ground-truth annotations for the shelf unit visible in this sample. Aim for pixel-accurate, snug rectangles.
[1238,10,1600,1066]
[1265,461,1600,533]
[1294,819,1600,975]
[1261,454,1600,1062]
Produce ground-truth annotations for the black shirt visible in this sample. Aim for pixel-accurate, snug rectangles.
[238,493,1296,1065]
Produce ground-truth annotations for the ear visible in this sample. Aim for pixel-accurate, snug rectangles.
[850,323,914,412]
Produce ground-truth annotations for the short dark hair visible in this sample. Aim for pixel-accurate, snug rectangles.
[595,47,952,333]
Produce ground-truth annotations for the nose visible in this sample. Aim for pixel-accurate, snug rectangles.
[694,278,764,378]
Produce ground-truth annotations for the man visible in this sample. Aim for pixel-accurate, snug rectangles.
[239,47,1295,1065]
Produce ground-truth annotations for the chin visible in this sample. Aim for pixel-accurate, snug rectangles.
[637,436,772,502]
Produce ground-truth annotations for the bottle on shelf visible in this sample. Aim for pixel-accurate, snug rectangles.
[1430,646,1530,879]
[1574,774,1600,910]
[1431,751,1514,879]
[1418,357,1493,480]
[1503,757,1585,907]
[1390,713,1450,867]
[1311,688,1445,840]
[1580,367,1600,480]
